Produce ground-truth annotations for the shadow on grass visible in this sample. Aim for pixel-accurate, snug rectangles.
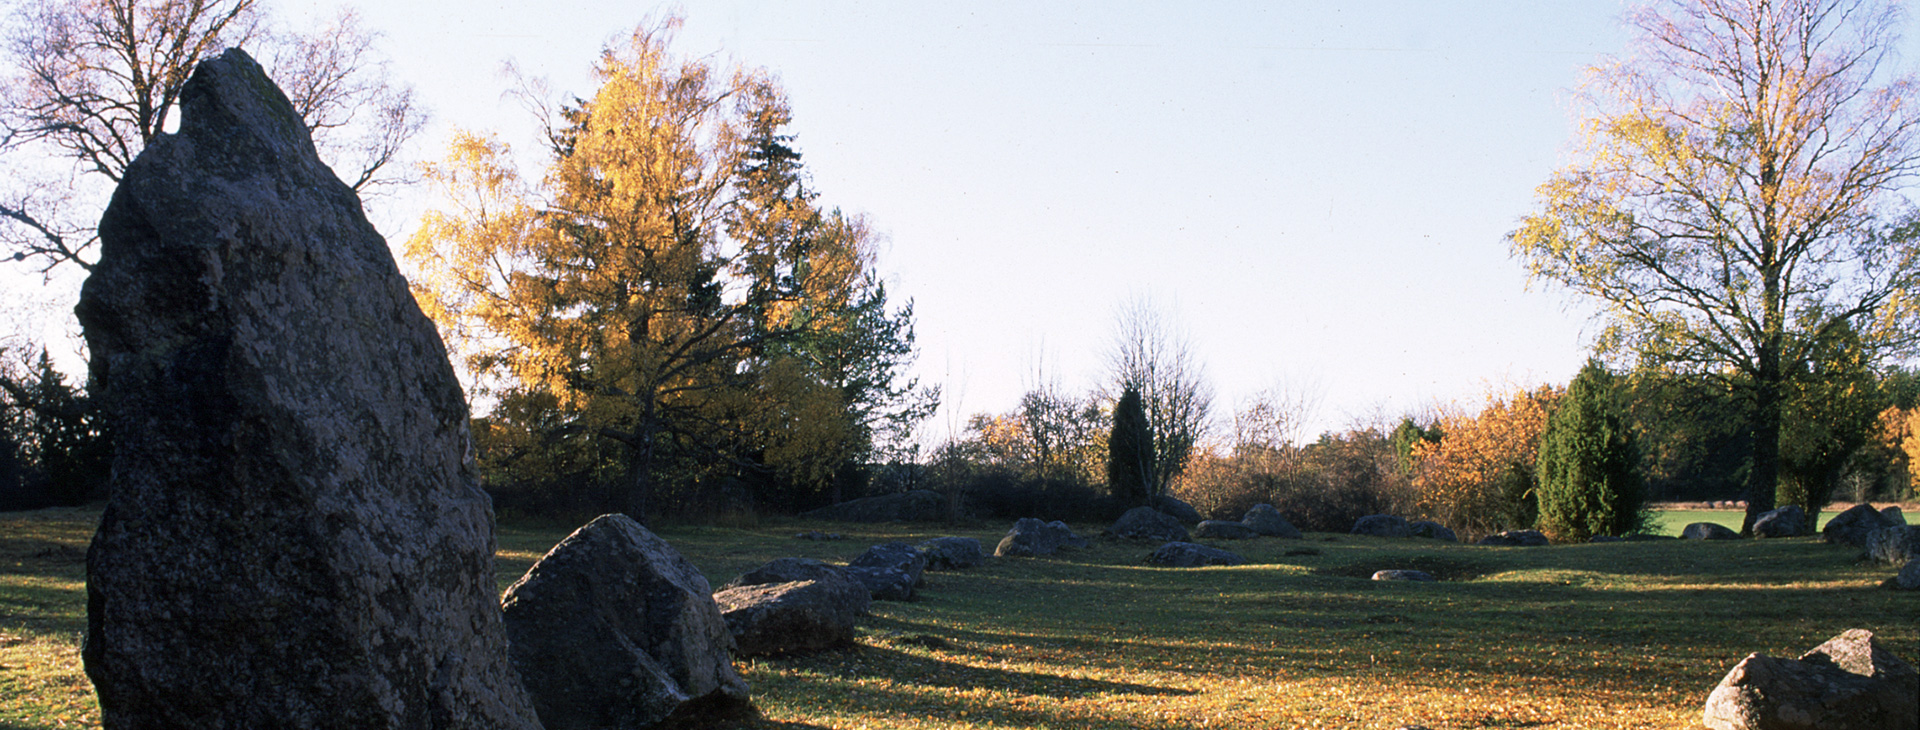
[767,641,1194,699]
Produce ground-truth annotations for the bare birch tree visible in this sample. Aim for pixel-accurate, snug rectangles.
[1109,296,1214,499]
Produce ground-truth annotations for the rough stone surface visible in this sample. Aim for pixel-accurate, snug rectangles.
[1148,541,1246,567]
[995,518,1088,557]
[1107,506,1192,542]
[1752,505,1809,538]
[1477,529,1550,546]
[1684,522,1743,541]
[1408,520,1459,542]
[1865,525,1919,566]
[1702,629,1918,730]
[1194,520,1258,540]
[800,490,946,523]
[1241,504,1303,538]
[1371,570,1436,582]
[1823,503,1900,548]
[851,542,928,587]
[1880,506,1906,525]
[722,558,870,614]
[713,579,866,657]
[1351,514,1413,538]
[501,514,750,730]
[1897,560,1920,590]
[75,49,541,730]
[1152,494,1204,524]
[843,566,918,601]
[917,537,985,570]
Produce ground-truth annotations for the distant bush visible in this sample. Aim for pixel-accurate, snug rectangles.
[1176,428,1413,533]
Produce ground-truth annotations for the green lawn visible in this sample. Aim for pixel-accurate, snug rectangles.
[5,506,1916,729]
[1647,507,1867,537]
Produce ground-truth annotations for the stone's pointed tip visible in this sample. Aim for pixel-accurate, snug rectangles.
[174,46,316,164]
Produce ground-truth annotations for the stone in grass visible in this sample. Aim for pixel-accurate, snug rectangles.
[1477,529,1549,546]
[1751,505,1809,538]
[1351,514,1413,538]
[1702,628,1918,730]
[843,566,918,601]
[1823,503,1899,548]
[1881,506,1906,525]
[723,558,871,614]
[850,542,928,587]
[1893,560,1920,591]
[1194,520,1258,540]
[917,537,986,570]
[1683,522,1743,541]
[1241,504,1303,538]
[712,579,867,657]
[1106,506,1191,543]
[1866,525,1919,566]
[1152,494,1205,524]
[1148,541,1245,567]
[996,518,1088,557]
[1408,520,1458,542]
[1371,569,1436,582]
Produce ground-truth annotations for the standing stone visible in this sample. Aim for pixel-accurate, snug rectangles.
[75,50,539,729]
[501,515,751,730]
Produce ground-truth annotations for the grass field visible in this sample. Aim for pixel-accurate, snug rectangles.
[5,505,1916,729]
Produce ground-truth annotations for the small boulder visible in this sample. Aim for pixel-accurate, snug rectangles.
[723,558,871,613]
[1152,494,1204,524]
[1701,628,1918,730]
[995,518,1088,557]
[1408,520,1458,542]
[1477,529,1550,546]
[1107,506,1191,542]
[712,579,867,657]
[1823,503,1899,548]
[800,489,946,523]
[1148,542,1245,567]
[1241,504,1303,538]
[1752,505,1808,538]
[1351,514,1413,538]
[850,542,928,587]
[1194,520,1258,540]
[917,537,986,570]
[842,566,918,601]
[1865,525,1918,566]
[1371,570,1436,582]
[1896,560,1920,590]
[1880,506,1906,525]
[1683,522,1742,541]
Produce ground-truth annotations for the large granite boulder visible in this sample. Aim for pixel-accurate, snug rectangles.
[1241,504,1303,538]
[501,515,750,730]
[851,542,928,587]
[1152,494,1204,524]
[1408,520,1458,542]
[917,537,985,570]
[1106,506,1191,542]
[74,50,541,729]
[1683,522,1742,541]
[1702,629,1918,730]
[1351,514,1413,538]
[1148,542,1246,567]
[1865,525,1918,566]
[712,579,866,657]
[1477,529,1550,546]
[801,489,946,523]
[995,518,1088,557]
[1194,520,1258,540]
[1752,505,1808,538]
[1823,503,1899,548]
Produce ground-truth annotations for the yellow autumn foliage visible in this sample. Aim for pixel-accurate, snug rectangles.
[1411,385,1562,537]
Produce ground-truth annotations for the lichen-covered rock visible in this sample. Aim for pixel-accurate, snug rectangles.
[723,558,871,613]
[1241,504,1303,539]
[1372,570,1436,582]
[1751,505,1808,538]
[995,518,1088,557]
[75,49,539,729]
[1107,506,1191,542]
[800,490,946,523]
[1351,514,1413,538]
[1683,522,1742,541]
[1702,629,1918,730]
[1823,503,1899,548]
[1148,542,1245,567]
[851,542,928,587]
[502,514,750,730]
[713,579,866,657]
[1408,520,1458,542]
[917,537,985,570]
[1194,520,1258,539]
[1865,525,1918,566]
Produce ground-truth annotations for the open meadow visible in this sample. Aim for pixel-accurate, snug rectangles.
[4,505,1915,730]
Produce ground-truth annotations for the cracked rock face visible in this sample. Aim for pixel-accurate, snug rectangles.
[76,49,539,729]
[1702,629,1918,730]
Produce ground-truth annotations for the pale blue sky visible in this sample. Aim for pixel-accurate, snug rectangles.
[12,1,1673,442]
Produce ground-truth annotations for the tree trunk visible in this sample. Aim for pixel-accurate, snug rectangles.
[622,416,660,526]
[1744,371,1782,536]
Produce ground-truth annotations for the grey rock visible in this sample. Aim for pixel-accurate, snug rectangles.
[1823,503,1899,548]
[723,558,870,613]
[842,566,917,601]
[1152,494,1204,524]
[1880,506,1906,525]
[917,537,985,570]
[1702,628,1918,730]
[75,50,540,730]
[713,579,866,657]
[1752,505,1808,538]
[501,514,750,730]
[1865,525,1919,566]
[800,490,946,523]
[1194,520,1258,539]
[1897,560,1920,590]
[1477,529,1550,546]
[1371,570,1436,582]
[851,542,928,587]
[1107,506,1191,542]
[1683,522,1743,541]
[1241,504,1303,538]
[1148,541,1246,567]
[995,518,1087,557]
[1408,520,1458,542]
[1351,514,1413,538]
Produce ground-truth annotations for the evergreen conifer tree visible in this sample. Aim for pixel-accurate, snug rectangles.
[1536,360,1644,541]
[1107,386,1155,509]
